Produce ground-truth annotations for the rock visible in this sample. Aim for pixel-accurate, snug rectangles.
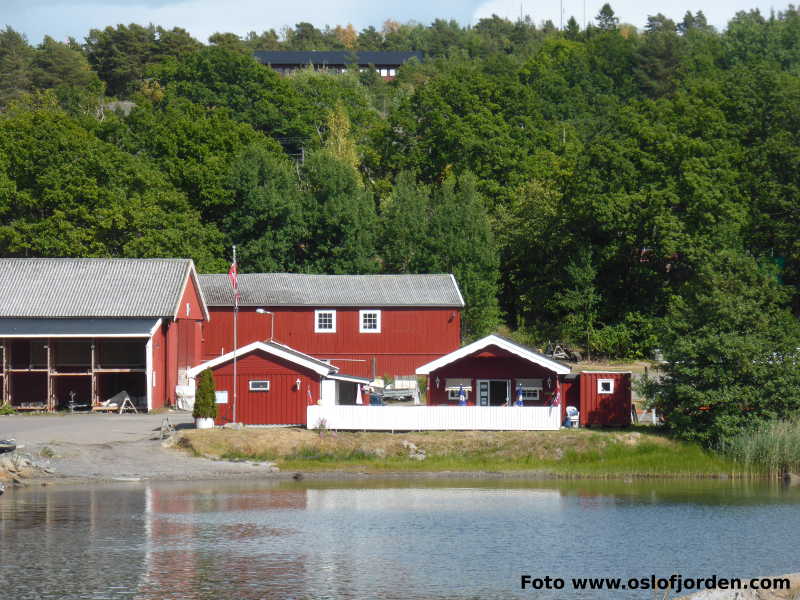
[410,453,426,461]
[269,466,280,473]
[372,448,386,458]
[402,440,417,451]
[223,422,244,430]
[292,472,304,480]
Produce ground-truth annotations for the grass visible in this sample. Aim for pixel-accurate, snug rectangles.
[178,427,742,478]
[720,419,800,477]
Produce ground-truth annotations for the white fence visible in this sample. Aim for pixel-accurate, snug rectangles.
[307,405,561,431]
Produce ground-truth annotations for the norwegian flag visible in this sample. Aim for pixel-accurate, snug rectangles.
[551,380,561,407]
[228,261,240,306]
[307,386,314,405]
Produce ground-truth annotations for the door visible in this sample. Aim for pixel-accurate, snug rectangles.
[477,380,490,406]
[489,380,509,406]
[476,379,510,406]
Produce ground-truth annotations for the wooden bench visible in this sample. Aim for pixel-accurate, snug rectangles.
[91,404,119,413]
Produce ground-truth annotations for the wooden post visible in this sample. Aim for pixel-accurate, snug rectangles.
[91,340,97,406]
[46,339,53,411]
[1,342,6,407]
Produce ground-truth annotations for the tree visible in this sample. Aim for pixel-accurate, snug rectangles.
[153,46,314,149]
[0,27,34,107]
[427,173,500,338]
[555,247,601,358]
[193,370,218,420]
[223,144,308,272]
[651,250,800,445]
[596,4,619,31]
[0,101,224,270]
[301,150,379,274]
[380,171,433,273]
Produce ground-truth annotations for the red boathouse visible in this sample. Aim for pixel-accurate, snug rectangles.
[0,258,209,411]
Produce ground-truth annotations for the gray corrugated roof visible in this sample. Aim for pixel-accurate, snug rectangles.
[0,258,194,318]
[199,273,464,308]
[0,318,159,337]
[254,51,422,67]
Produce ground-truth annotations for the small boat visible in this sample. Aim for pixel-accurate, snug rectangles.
[0,440,16,454]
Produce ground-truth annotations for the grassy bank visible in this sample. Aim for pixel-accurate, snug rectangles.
[178,427,741,478]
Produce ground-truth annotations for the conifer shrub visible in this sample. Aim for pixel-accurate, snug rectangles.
[193,370,218,420]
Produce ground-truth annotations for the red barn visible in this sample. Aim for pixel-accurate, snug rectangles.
[0,258,208,412]
[198,273,464,382]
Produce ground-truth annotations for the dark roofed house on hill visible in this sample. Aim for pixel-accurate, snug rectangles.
[253,51,422,79]
[0,258,208,412]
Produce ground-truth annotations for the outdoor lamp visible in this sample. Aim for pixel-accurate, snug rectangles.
[255,308,274,341]
[295,378,301,390]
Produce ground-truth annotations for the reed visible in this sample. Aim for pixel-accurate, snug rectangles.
[720,419,800,477]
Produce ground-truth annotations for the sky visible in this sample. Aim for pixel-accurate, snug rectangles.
[2,0,790,45]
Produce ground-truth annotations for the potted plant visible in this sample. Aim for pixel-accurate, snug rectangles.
[193,370,217,429]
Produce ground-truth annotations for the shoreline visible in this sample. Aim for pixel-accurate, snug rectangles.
[4,460,768,491]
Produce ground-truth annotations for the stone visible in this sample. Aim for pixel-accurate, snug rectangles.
[223,422,244,430]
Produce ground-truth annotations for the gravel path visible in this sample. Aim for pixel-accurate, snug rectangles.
[0,413,278,483]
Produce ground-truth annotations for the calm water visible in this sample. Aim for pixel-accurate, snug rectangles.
[1,478,799,599]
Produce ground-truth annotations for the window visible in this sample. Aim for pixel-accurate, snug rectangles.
[598,379,615,394]
[315,309,336,333]
[448,388,470,402]
[249,380,270,392]
[359,310,381,333]
[518,388,540,401]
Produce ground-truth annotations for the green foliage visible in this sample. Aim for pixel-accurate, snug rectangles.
[301,149,379,274]
[720,419,800,476]
[0,102,224,270]
[650,250,800,445]
[193,370,218,420]
[555,247,601,357]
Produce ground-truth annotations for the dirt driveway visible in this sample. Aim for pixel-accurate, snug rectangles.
[0,412,278,483]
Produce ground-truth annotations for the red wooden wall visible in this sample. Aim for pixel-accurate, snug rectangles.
[201,306,461,378]
[578,372,632,427]
[208,350,321,425]
[150,323,166,409]
[427,347,559,406]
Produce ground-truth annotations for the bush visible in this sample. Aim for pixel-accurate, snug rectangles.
[591,313,662,359]
[193,370,218,420]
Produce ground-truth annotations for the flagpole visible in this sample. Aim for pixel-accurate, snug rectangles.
[232,245,238,424]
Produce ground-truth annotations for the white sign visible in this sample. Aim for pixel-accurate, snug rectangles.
[215,391,228,404]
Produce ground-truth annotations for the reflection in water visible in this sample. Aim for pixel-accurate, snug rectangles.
[1,479,799,599]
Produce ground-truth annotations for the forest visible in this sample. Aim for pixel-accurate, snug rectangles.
[2,4,800,441]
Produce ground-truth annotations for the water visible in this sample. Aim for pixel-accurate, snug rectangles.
[1,478,799,599]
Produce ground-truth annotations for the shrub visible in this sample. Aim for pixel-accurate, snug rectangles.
[193,370,218,420]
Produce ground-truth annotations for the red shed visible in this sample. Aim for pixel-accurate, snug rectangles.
[188,340,367,426]
[577,371,632,427]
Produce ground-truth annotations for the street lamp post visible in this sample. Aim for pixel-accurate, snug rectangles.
[255,308,274,341]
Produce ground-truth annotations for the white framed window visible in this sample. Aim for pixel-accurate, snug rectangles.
[597,379,615,394]
[359,309,381,333]
[315,309,336,333]
[249,380,270,392]
[448,389,470,402]
[518,388,540,401]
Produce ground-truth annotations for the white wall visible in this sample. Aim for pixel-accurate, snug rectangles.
[307,405,561,431]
